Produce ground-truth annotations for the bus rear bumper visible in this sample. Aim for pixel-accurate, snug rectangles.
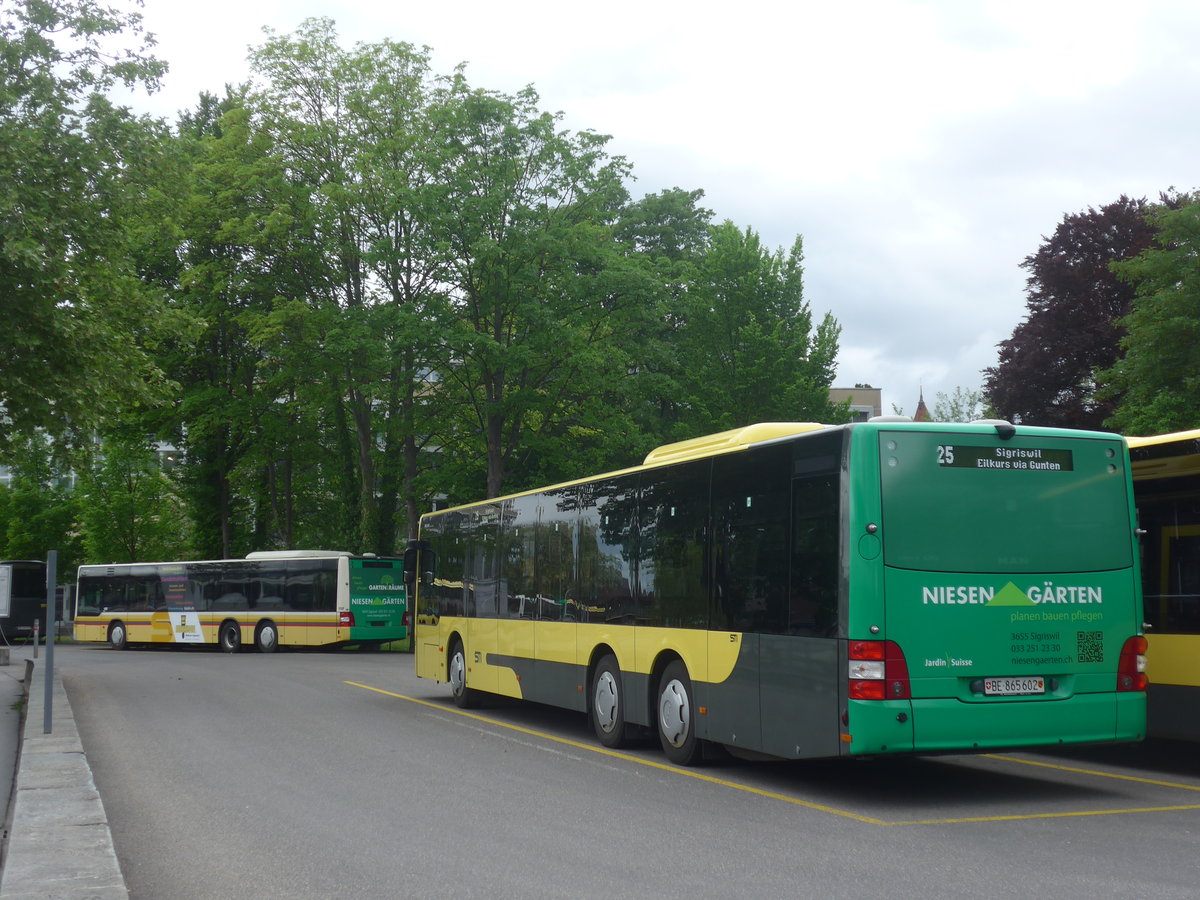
[846,692,1146,755]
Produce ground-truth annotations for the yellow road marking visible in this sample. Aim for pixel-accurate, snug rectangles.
[980,752,1200,792]
[346,681,1200,826]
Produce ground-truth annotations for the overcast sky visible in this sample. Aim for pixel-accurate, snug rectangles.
[120,0,1199,416]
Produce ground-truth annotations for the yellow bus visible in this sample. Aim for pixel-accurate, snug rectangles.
[1127,430,1200,740]
[409,421,1146,765]
[75,551,409,652]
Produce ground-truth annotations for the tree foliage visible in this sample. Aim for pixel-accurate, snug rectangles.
[0,0,178,450]
[0,14,845,562]
[1102,195,1200,435]
[931,387,989,423]
[77,434,191,563]
[983,197,1158,429]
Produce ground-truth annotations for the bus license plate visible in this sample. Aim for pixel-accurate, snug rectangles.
[983,677,1045,696]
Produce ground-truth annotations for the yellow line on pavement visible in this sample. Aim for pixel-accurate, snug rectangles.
[981,753,1200,792]
[890,804,1200,826]
[347,681,1200,827]
[345,680,888,825]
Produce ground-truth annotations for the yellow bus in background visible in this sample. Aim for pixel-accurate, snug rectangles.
[1128,430,1200,740]
[74,551,409,652]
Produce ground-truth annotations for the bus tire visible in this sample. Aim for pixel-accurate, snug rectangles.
[592,654,631,748]
[108,621,129,651]
[255,621,278,653]
[448,638,479,709]
[219,621,241,653]
[657,660,702,766]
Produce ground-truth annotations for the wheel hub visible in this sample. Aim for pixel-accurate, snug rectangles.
[659,679,690,747]
[594,671,618,732]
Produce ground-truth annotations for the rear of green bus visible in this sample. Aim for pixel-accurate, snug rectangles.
[844,421,1146,755]
[347,557,410,651]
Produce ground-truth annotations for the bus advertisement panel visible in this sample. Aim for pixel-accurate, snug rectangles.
[74,552,409,653]
[410,420,1146,765]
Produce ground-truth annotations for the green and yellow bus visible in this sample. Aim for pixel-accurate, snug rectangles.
[409,420,1147,764]
[75,551,409,652]
[1128,429,1200,740]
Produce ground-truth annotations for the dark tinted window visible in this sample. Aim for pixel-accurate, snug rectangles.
[791,473,840,636]
[1137,473,1200,634]
[424,510,470,617]
[465,505,502,618]
[534,488,576,621]
[639,462,709,628]
[501,495,539,618]
[712,444,790,634]
[578,476,636,624]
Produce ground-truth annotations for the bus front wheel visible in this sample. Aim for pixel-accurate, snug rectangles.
[657,660,701,766]
[256,622,278,653]
[108,622,128,651]
[219,621,241,653]
[448,638,478,709]
[592,654,630,748]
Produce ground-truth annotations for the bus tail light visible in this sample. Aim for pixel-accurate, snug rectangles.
[1117,635,1148,692]
[848,640,911,700]
[402,610,410,628]
[340,610,355,628]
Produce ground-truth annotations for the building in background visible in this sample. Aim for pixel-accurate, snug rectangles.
[829,385,882,422]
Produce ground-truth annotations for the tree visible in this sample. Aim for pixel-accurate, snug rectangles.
[431,83,655,499]
[672,223,842,436]
[1103,195,1200,435]
[932,386,989,423]
[248,20,453,547]
[983,197,1159,429]
[0,0,176,451]
[77,434,191,563]
[0,432,82,570]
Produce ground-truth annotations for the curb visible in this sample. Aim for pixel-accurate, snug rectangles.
[0,655,127,899]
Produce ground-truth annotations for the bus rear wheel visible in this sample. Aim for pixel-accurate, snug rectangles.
[108,622,128,651]
[255,622,278,653]
[219,621,241,653]
[448,638,479,709]
[657,660,702,766]
[592,654,630,748]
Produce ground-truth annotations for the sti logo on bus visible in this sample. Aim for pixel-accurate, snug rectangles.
[922,582,1103,606]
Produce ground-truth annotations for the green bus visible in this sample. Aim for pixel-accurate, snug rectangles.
[409,420,1146,764]
[75,551,409,652]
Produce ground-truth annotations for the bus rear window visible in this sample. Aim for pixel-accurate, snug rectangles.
[880,431,1133,574]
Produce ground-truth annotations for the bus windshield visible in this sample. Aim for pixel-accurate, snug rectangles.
[880,430,1133,574]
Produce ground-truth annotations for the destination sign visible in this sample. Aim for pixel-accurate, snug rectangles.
[935,445,1073,472]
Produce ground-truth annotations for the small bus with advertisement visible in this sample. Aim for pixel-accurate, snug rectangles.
[75,551,409,652]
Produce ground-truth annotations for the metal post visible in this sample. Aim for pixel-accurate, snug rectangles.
[44,550,56,734]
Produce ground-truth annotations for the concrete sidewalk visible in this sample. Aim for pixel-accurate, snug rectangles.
[0,647,127,899]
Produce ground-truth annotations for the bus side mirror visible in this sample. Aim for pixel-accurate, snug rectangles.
[403,540,436,586]
[403,545,417,587]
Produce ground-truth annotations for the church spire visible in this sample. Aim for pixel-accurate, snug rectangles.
[914,387,932,422]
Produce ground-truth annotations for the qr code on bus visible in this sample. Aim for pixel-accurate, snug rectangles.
[1077,630,1103,663]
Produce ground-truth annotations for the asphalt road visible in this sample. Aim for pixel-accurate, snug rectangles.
[59,643,1200,900]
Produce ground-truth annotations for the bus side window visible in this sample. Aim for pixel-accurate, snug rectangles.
[790,473,840,637]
